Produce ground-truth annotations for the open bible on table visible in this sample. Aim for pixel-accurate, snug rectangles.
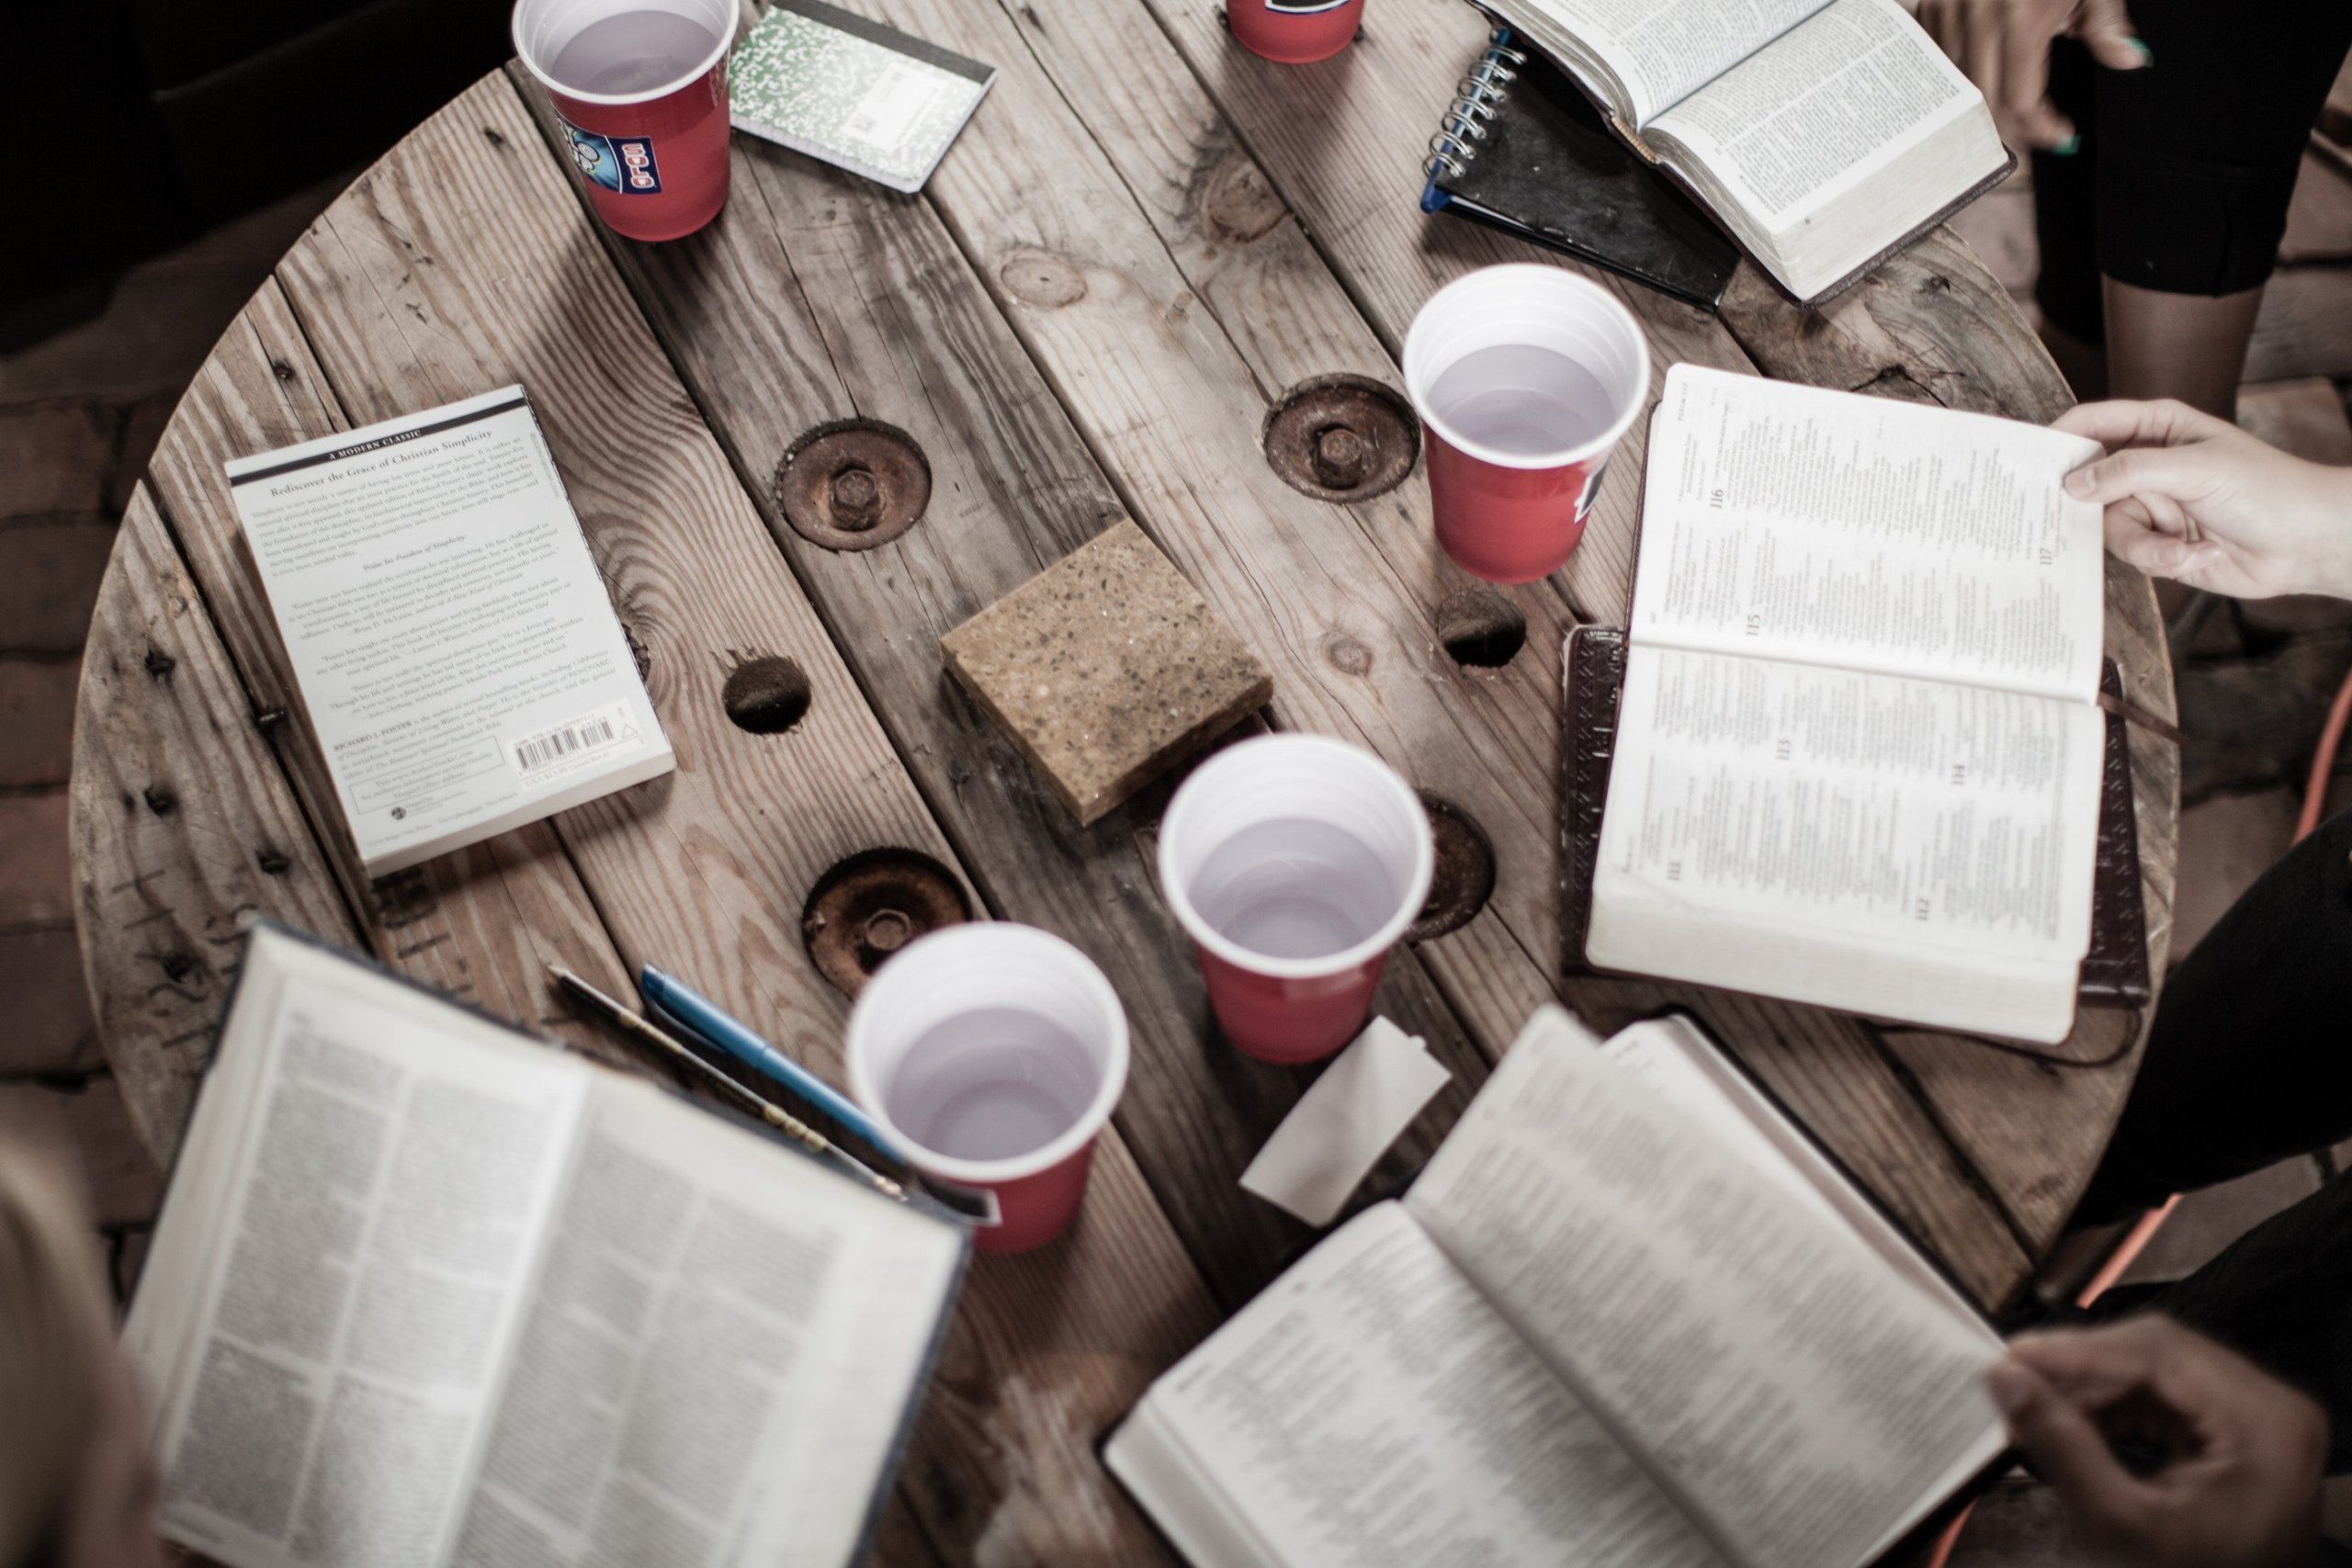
[1464,0,2014,304]
[123,923,967,1568]
[1105,1006,2009,1568]
[1565,364,2149,1044]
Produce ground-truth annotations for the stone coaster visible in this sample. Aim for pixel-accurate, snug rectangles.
[942,520,1272,825]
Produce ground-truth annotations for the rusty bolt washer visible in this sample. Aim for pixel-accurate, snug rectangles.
[1408,792,1497,942]
[775,418,931,551]
[1261,374,1419,502]
[801,847,975,998]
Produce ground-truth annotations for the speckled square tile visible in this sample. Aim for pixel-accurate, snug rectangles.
[942,520,1272,825]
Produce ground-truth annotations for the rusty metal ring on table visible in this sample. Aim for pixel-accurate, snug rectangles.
[774,418,931,550]
[1408,791,1496,942]
[801,847,975,998]
[1261,374,1419,502]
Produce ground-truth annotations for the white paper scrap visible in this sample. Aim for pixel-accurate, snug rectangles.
[1238,1018,1452,1226]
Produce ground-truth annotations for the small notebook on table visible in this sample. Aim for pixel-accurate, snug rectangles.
[224,387,673,878]
[1465,0,2015,304]
[1420,28,1740,310]
[1562,365,2151,1044]
[728,0,995,193]
[1106,1005,2010,1568]
[125,923,967,1568]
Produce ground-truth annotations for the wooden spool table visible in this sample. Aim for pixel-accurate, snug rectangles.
[68,1,2177,1560]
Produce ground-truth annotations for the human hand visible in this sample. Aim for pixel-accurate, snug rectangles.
[2057,399,2352,601]
[1916,0,2146,149]
[1991,1317,2326,1568]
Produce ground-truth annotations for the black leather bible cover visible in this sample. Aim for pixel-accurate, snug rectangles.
[1419,31,1740,310]
[1561,626,2154,1011]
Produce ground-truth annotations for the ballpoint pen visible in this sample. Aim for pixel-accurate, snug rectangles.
[547,963,906,1202]
[630,963,1000,1226]
[637,963,902,1162]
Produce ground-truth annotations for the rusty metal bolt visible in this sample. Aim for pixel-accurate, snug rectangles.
[1311,425,1370,490]
[857,908,914,968]
[830,466,881,531]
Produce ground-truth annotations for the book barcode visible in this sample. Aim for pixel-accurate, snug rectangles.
[515,716,616,773]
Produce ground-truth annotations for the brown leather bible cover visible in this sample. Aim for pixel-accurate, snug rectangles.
[1560,627,2153,1010]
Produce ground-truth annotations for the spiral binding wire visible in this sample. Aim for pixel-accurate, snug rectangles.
[1425,39,1527,181]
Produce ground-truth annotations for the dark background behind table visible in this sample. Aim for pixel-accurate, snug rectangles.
[2,0,513,345]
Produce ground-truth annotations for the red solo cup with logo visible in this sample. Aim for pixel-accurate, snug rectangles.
[1227,0,1365,63]
[512,0,736,242]
[1158,735,1433,1064]
[1402,265,1649,583]
[846,923,1128,1255]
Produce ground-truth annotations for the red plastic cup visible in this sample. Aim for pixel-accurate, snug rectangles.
[512,0,736,242]
[846,924,1128,1255]
[1403,265,1650,583]
[1227,0,1365,62]
[1158,736,1433,1064]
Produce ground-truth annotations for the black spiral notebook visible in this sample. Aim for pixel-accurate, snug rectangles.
[1419,29,1740,310]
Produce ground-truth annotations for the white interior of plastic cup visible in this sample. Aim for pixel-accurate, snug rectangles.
[1157,734,1435,980]
[1401,264,1651,470]
[511,0,737,105]
[845,923,1129,1186]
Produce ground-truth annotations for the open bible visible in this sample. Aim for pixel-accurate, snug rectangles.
[1105,1007,2007,1568]
[1474,0,2012,303]
[123,923,966,1568]
[1569,364,2132,1043]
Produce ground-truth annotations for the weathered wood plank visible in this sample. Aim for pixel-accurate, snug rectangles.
[1000,0,2033,1298]
[1719,229,2180,1252]
[158,75,1208,1566]
[70,489,362,1158]
[509,73,1485,1305]
[2246,264,2352,384]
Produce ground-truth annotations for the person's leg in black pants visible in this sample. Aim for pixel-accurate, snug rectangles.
[2075,807,2352,1227]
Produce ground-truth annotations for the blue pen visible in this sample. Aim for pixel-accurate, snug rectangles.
[639,964,905,1164]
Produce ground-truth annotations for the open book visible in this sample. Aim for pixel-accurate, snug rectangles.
[1477,0,2011,303]
[1576,364,2116,1043]
[124,924,966,1568]
[1105,1007,2007,1568]
[224,387,673,877]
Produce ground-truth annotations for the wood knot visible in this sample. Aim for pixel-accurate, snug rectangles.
[270,359,297,383]
[1435,584,1526,668]
[483,126,508,149]
[722,656,812,735]
[255,846,291,876]
[1201,155,1285,244]
[156,950,202,984]
[141,646,175,680]
[1000,248,1087,308]
[142,784,176,816]
[1323,634,1374,676]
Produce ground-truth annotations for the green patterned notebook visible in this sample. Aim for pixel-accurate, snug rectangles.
[729,2,995,194]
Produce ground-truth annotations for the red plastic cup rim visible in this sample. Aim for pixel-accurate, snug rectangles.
[510,0,738,107]
[1402,264,1650,472]
[843,922,1130,1190]
[1157,734,1435,983]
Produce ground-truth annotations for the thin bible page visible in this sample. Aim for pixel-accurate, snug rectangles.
[447,1077,963,1568]
[1592,644,2107,966]
[1408,1010,2006,1568]
[144,940,591,1568]
[1646,0,1983,225]
[1523,0,1830,124]
[1130,1202,1728,1568]
[1632,364,2104,701]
